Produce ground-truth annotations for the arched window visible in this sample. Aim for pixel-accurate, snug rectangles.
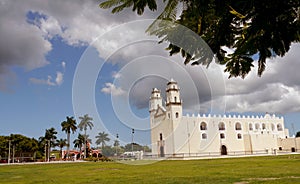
[255,123,260,130]
[200,122,207,130]
[249,123,253,131]
[235,122,242,130]
[202,133,207,139]
[277,123,283,131]
[237,133,242,139]
[174,96,177,102]
[262,123,266,130]
[219,122,225,130]
[175,112,179,118]
[271,124,275,131]
[220,133,225,139]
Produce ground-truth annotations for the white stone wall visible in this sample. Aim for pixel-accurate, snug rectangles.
[150,80,289,156]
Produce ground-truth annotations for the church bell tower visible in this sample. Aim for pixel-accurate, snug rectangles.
[166,79,182,120]
[149,88,163,124]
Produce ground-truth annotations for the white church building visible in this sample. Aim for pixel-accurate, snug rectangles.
[149,79,297,157]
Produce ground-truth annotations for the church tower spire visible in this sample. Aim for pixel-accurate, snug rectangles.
[149,88,162,113]
[166,78,182,120]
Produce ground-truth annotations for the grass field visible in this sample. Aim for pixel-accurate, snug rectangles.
[0,155,300,184]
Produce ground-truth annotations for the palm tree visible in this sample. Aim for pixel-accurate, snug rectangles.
[95,131,110,149]
[73,134,85,157]
[61,116,77,159]
[45,127,58,147]
[40,127,57,161]
[78,114,93,158]
[56,138,67,159]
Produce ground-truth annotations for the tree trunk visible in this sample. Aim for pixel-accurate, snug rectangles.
[60,148,62,160]
[67,132,70,159]
[84,129,87,159]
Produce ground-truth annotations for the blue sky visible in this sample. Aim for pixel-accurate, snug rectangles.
[1,0,300,148]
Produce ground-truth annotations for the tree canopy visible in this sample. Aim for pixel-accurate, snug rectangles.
[39,127,57,148]
[78,114,94,132]
[0,134,39,160]
[61,116,77,158]
[100,0,300,78]
[95,131,110,149]
[78,114,93,158]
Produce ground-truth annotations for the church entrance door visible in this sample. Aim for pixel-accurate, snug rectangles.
[160,146,165,157]
[291,147,296,152]
[221,145,227,155]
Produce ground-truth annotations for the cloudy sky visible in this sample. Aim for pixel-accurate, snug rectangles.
[1,0,300,146]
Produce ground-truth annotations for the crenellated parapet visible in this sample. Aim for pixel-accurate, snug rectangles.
[185,113,283,120]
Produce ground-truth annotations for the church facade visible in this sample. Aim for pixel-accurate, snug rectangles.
[149,79,293,157]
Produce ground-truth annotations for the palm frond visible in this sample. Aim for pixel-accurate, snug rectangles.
[99,0,124,9]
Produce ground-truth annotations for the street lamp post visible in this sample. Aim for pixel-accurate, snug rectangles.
[131,129,134,157]
[116,134,119,157]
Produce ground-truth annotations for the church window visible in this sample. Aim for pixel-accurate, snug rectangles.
[237,133,242,139]
[200,122,207,130]
[262,123,266,130]
[271,124,275,131]
[277,124,283,131]
[235,122,242,130]
[174,96,177,102]
[255,123,260,130]
[202,133,207,139]
[249,123,253,131]
[219,122,225,130]
[175,112,179,118]
[160,133,163,141]
[220,133,225,139]
[168,113,170,118]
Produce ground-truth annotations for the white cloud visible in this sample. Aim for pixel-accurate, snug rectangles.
[29,75,56,86]
[101,83,126,96]
[61,61,66,70]
[38,15,62,39]
[30,71,64,87]
[55,71,63,86]
[0,0,161,90]
[219,43,300,114]
[112,71,121,79]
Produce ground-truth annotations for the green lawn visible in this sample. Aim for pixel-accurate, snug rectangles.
[0,155,300,184]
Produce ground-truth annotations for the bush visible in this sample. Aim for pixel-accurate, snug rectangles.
[83,156,112,162]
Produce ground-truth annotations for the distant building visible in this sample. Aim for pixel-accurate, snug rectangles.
[149,79,298,157]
